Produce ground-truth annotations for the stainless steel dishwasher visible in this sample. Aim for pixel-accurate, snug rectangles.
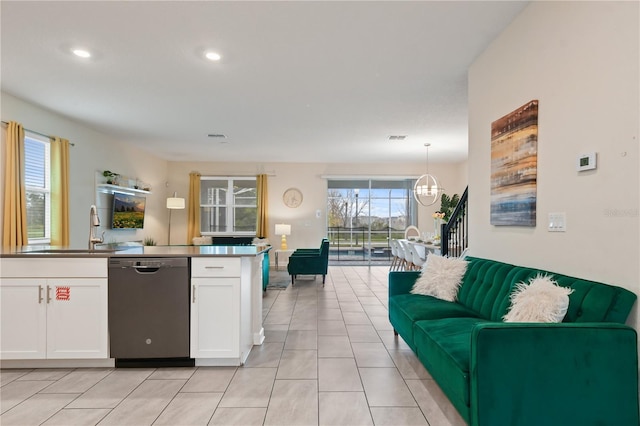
[108,257,191,367]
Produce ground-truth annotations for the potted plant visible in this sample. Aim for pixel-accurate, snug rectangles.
[103,170,120,185]
[439,193,460,222]
[143,237,156,246]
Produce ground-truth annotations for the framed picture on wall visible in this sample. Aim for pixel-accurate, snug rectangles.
[490,100,538,226]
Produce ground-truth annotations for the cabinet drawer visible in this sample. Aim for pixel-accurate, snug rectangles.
[192,258,241,278]
[0,258,108,278]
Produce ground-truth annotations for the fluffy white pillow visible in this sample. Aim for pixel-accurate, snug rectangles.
[503,274,574,323]
[410,254,468,302]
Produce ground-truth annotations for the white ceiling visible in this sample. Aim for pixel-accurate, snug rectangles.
[1,1,528,164]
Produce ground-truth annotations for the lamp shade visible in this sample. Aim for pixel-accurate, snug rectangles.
[167,192,185,209]
[275,223,291,236]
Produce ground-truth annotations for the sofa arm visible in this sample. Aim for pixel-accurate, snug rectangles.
[389,271,421,297]
[469,322,639,426]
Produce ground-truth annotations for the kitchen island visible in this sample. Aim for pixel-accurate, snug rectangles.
[0,245,270,368]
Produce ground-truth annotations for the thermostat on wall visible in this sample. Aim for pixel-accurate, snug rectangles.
[577,152,597,172]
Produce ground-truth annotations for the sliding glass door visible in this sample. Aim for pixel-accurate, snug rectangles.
[327,178,416,265]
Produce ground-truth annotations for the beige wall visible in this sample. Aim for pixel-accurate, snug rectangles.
[468,2,639,328]
[167,160,467,249]
[1,91,467,248]
[1,92,169,247]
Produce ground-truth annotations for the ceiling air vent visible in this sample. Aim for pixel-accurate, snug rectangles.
[207,134,227,138]
[388,135,407,141]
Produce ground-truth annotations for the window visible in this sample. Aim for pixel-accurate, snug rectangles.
[200,177,257,235]
[24,133,51,243]
[327,178,417,264]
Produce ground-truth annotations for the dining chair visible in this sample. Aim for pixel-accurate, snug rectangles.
[410,241,427,270]
[404,225,420,240]
[399,240,415,270]
[395,239,407,270]
[389,239,400,271]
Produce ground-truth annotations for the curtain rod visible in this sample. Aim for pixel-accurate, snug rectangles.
[1,121,75,146]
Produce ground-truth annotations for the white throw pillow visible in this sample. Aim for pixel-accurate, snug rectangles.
[503,274,574,323]
[410,254,468,302]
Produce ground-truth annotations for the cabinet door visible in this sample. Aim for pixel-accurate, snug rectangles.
[46,278,108,359]
[190,277,240,359]
[0,279,47,359]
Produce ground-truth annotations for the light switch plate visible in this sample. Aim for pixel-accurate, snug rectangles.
[548,212,566,232]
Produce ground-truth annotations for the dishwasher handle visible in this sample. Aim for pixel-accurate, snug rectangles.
[133,265,163,274]
[112,264,168,274]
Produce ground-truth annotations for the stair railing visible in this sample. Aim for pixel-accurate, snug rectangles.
[441,186,468,257]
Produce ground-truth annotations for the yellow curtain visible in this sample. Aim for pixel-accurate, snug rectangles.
[50,137,70,246]
[256,174,268,238]
[2,121,28,248]
[187,171,201,243]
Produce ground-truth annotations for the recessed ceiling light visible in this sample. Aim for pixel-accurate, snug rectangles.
[388,135,408,141]
[205,51,221,61]
[72,49,91,58]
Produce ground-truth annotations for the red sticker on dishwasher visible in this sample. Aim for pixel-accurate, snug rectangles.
[56,286,70,301]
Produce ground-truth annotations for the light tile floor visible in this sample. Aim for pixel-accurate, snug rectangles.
[0,266,466,426]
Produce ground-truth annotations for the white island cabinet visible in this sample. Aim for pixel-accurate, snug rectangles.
[190,256,261,366]
[0,258,108,362]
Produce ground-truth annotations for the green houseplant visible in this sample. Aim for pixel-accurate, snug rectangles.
[439,193,460,222]
[102,170,120,185]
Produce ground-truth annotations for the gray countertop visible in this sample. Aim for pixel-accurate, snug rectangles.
[1,245,271,258]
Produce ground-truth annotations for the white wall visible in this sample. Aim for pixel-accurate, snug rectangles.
[1,92,169,246]
[167,160,467,249]
[468,2,639,328]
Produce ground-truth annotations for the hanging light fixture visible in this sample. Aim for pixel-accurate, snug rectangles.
[413,143,442,206]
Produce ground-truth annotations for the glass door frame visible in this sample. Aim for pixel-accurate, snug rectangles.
[327,178,416,266]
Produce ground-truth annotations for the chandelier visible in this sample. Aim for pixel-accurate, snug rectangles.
[413,143,441,206]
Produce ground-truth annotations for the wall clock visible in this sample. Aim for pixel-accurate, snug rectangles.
[283,187,303,208]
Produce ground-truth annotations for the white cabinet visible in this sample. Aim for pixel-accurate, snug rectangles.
[0,258,108,360]
[190,277,240,359]
[0,279,46,359]
[190,257,253,365]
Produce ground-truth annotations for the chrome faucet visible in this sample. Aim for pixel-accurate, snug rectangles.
[89,205,104,250]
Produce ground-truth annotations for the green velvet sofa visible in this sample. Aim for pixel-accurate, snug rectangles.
[388,256,638,426]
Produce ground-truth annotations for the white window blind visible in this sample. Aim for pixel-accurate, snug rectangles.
[24,134,51,243]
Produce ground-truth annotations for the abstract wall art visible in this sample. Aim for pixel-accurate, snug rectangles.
[490,100,538,226]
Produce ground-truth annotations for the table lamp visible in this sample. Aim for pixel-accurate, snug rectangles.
[275,223,291,250]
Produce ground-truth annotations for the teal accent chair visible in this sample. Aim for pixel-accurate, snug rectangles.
[287,239,329,286]
[262,250,270,292]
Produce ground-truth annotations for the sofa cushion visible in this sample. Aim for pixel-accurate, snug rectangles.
[411,254,468,301]
[456,258,520,321]
[389,294,480,351]
[503,274,573,322]
[413,317,492,414]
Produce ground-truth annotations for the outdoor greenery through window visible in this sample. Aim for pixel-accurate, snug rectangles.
[327,179,417,263]
[200,177,257,235]
[24,133,51,243]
